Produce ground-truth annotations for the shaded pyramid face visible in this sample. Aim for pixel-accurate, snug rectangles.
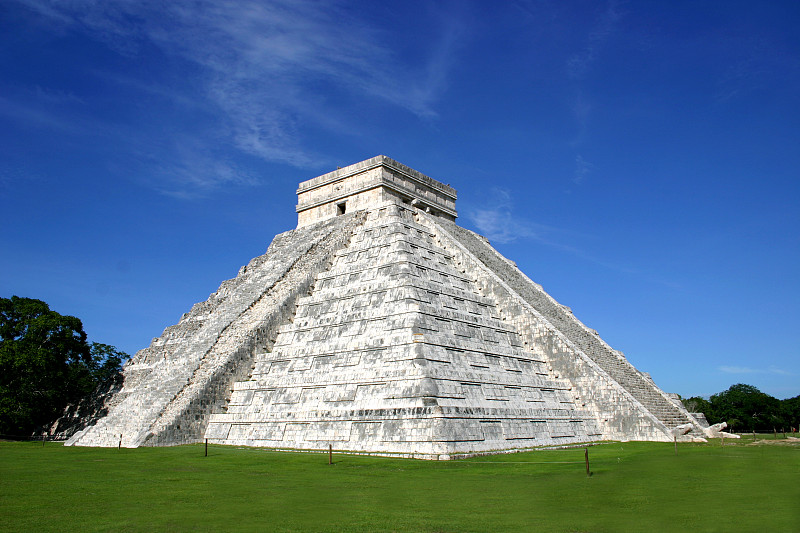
[62,156,705,456]
[205,202,604,458]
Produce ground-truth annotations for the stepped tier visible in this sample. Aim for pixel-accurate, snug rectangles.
[61,155,705,456]
[428,218,702,440]
[205,203,605,458]
[65,214,365,447]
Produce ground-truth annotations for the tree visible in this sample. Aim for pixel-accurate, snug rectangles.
[687,385,799,432]
[88,342,126,385]
[0,296,126,436]
[681,396,711,416]
[708,383,781,431]
[726,418,743,433]
[782,395,800,431]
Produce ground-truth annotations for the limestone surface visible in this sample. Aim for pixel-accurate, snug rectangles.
[66,214,364,447]
[63,155,706,456]
[206,202,604,458]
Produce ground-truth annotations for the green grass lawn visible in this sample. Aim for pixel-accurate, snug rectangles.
[1,438,798,532]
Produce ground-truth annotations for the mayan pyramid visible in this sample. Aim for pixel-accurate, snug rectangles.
[63,156,706,458]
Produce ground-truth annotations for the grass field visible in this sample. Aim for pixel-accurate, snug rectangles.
[1,437,798,532]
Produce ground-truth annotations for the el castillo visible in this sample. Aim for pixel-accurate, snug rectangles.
[51,155,723,459]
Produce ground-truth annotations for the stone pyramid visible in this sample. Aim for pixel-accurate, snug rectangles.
[64,156,706,458]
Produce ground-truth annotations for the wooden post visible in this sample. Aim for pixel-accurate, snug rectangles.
[205,439,208,457]
[328,444,333,465]
[584,447,590,477]
[773,427,777,440]
[118,435,122,450]
[753,430,756,441]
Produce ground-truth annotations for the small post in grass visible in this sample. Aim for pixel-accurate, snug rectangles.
[329,444,333,465]
[753,430,756,442]
[205,438,208,457]
[773,427,777,440]
[118,434,122,450]
[584,447,590,477]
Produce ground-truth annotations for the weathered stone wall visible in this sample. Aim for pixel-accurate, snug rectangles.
[206,202,602,459]
[296,156,457,227]
[65,214,364,447]
[141,212,366,445]
[50,372,124,440]
[430,217,702,440]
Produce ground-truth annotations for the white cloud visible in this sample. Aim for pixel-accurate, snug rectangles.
[719,365,792,375]
[467,188,542,244]
[465,186,681,288]
[0,94,82,133]
[570,92,592,146]
[566,1,622,80]
[565,2,621,149]
[0,165,41,189]
[144,140,259,199]
[714,37,791,105]
[33,86,85,106]
[574,154,592,185]
[11,0,464,194]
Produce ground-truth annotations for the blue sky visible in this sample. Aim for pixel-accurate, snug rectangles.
[1,1,798,399]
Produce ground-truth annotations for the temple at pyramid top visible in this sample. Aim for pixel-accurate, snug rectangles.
[296,155,457,227]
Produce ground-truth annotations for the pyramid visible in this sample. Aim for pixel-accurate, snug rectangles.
[64,156,707,458]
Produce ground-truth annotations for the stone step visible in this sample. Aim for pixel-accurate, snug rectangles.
[440,220,694,432]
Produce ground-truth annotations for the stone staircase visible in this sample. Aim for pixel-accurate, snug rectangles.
[144,211,366,445]
[64,214,363,447]
[440,222,695,431]
[205,202,603,457]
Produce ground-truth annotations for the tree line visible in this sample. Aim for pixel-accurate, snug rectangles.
[682,384,800,433]
[0,296,125,437]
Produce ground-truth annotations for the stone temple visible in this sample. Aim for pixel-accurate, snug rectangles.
[62,156,709,458]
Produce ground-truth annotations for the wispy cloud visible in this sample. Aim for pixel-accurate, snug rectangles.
[719,365,792,376]
[11,0,464,194]
[467,188,552,244]
[0,165,41,189]
[566,1,622,80]
[32,86,85,106]
[465,186,681,288]
[0,94,83,133]
[134,136,259,199]
[570,91,592,146]
[573,154,592,185]
[565,2,621,153]
[714,37,796,105]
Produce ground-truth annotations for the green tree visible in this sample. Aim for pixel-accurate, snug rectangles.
[0,296,126,436]
[708,383,781,431]
[681,396,712,417]
[726,418,743,432]
[781,395,800,431]
[88,342,126,385]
